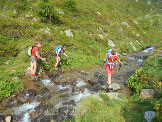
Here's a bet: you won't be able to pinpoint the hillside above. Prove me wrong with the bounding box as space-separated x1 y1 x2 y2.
0 0 161 99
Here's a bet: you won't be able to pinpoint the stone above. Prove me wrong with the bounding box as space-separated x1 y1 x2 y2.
5 60 9 65
136 34 140 37
65 29 73 37
108 39 115 47
140 89 155 99
110 83 122 91
58 10 64 14
97 12 101 15
12 77 18 81
25 66 31 76
121 53 127 56
87 80 97 85
107 92 122 100
98 34 104 39
60 31 64 34
33 18 37 21
5 116 11 122
19 89 37 103
144 111 156 122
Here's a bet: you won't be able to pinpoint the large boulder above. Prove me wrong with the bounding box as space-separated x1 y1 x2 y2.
144 111 156 122
140 89 155 99
110 83 122 91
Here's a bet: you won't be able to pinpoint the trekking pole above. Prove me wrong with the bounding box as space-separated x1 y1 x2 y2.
118 63 123 71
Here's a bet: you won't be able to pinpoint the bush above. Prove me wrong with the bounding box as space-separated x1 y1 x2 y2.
0 17 30 38
0 80 24 100
0 35 20 64
63 0 77 12
36 2 61 24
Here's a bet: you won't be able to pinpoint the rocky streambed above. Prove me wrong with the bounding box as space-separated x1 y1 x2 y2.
0 46 155 122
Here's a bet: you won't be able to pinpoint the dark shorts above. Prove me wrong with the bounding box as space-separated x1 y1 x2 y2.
30 56 39 63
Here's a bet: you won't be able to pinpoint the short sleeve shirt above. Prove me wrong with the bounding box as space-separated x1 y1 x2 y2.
31 46 38 57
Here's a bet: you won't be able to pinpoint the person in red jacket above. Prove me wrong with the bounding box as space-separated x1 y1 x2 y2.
30 42 46 78
104 48 123 89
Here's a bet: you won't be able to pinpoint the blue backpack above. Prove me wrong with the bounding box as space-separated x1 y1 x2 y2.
55 46 63 53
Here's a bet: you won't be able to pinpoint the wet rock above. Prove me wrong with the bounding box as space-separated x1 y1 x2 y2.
30 105 49 119
87 80 97 85
92 84 101 92
5 116 11 122
144 111 156 122
121 53 127 56
110 83 122 91
140 89 155 99
19 89 37 103
106 92 123 100
80 71 89 75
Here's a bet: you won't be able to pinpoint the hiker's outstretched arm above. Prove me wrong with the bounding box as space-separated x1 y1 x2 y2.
104 54 109 62
36 52 45 61
117 54 122 64
64 53 68 57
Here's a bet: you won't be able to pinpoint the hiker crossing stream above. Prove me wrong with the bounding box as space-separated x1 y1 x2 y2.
0 47 155 122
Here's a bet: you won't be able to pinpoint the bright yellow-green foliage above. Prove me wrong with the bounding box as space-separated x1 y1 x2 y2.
0 0 161 99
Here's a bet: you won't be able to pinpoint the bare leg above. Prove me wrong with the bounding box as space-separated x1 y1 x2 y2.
30 62 34 75
55 57 61 68
33 61 37 75
107 74 111 85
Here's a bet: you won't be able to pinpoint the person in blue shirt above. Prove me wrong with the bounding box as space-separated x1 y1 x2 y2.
55 45 68 70
104 47 123 88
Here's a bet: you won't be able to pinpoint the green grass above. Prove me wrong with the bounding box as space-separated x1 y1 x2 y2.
66 93 160 122
0 0 162 99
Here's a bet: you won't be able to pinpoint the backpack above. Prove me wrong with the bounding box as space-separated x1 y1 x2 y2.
55 46 63 53
26 46 33 57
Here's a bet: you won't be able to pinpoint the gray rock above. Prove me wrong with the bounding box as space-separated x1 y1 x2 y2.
5 116 11 122
108 39 115 47
25 66 31 76
107 92 122 100
65 30 73 37
19 89 37 103
144 111 156 122
110 83 122 91
140 89 155 99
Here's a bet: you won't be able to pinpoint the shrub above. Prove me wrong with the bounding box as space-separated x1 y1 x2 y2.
0 80 24 100
36 2 61 24
0 17 30 38
0 35 20 64
63 0 77 12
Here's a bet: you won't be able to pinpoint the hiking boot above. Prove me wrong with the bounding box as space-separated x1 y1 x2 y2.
31 75 38 79
108 84 113 91
54 67 59 71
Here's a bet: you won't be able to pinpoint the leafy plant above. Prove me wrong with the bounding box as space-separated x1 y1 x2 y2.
63 0 77 12
36 1 61 24
0 80 24 99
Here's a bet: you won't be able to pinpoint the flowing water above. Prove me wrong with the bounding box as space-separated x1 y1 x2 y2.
0 46 155 122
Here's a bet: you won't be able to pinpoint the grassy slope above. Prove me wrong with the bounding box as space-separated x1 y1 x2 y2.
67 93 160 122
0 0 161 99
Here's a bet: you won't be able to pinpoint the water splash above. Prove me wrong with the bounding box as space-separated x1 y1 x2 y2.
76 80 87 88
13 101 40 122
73 88 91 102
141 46 155 53
41 79 53 87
